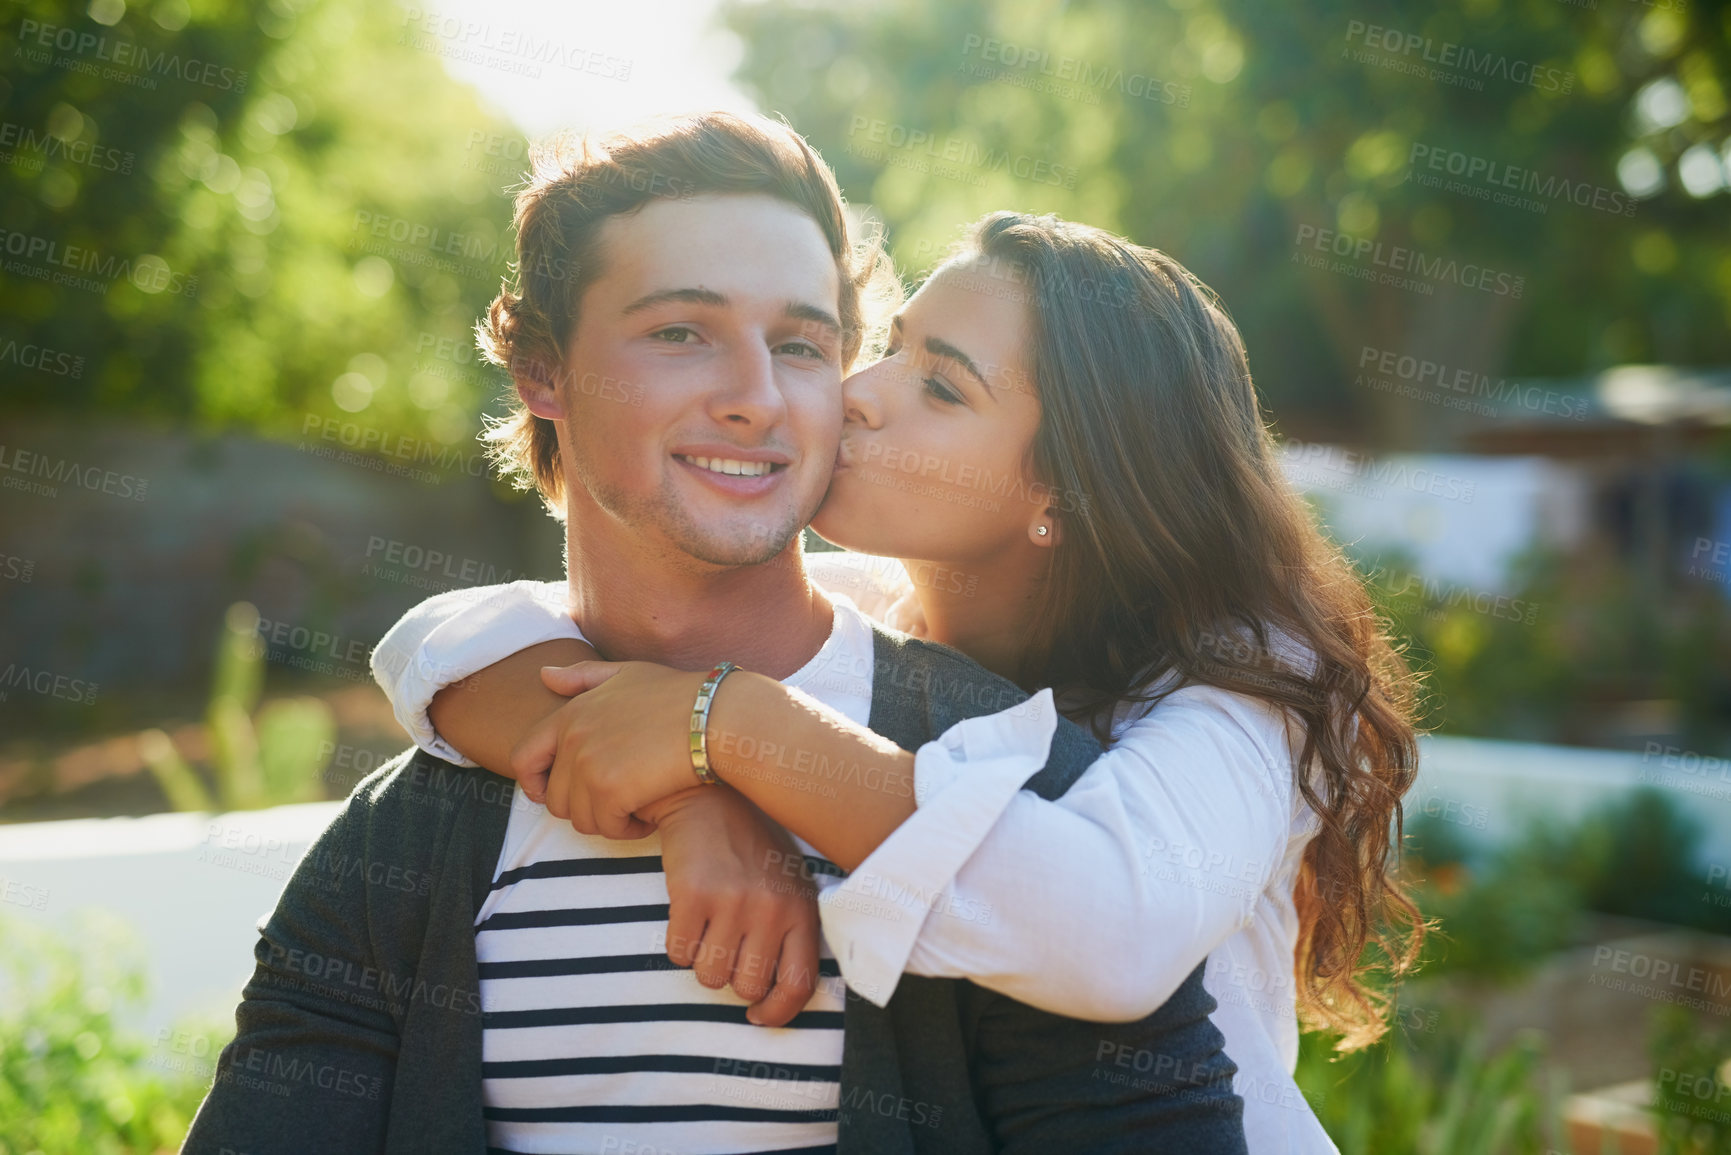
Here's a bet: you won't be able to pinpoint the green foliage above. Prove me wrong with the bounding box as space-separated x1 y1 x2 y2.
1408 812 1586 982
721 0 1731 428
1651 1005 1731 1155
1 0 519 446
1359 546 1731 750
1295 1026 1559 1155
0 912 224 1155
141 601 334 810
1407 786 1716 980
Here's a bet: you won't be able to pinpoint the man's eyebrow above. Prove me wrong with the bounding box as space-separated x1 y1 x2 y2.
786 302 842 335
621 287 728 314
622 289 841 338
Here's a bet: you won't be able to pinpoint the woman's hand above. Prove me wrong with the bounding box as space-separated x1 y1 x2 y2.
648 786 822 1027
511 660 709 838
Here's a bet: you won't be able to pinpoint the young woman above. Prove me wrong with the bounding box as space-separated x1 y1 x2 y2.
372 211 1423 1153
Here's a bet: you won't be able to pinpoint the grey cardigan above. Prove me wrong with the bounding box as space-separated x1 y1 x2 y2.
183 623 1245 1154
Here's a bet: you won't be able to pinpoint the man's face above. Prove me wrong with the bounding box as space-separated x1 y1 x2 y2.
552 193 844 568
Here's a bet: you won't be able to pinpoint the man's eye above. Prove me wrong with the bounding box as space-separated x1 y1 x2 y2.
651 327 695 343
777 339 826 359
924 377 963 405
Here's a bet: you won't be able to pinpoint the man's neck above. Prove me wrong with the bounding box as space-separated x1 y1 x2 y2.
563 518 834 681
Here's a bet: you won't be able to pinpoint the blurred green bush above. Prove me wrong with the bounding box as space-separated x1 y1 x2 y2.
1358 545 1731 752
1406 785 1717 981
0 912 226 1155
141 601 335 811
1650 1005 1731 1155
1296 1028 1558 1155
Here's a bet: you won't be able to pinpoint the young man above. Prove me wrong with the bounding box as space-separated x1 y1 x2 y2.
182 112 1245 1155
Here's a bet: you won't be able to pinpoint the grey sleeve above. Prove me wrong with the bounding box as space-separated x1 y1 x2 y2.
180 802 399 1155
959 962 1247 1154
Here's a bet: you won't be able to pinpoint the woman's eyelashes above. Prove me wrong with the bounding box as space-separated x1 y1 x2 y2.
923 375 964 405
885 339 964 405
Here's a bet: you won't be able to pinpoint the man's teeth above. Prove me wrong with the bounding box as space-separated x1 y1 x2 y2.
681 455 776 477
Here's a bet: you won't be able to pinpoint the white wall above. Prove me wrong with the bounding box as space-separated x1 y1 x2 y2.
1280 448 1590 592
0 802 341 1041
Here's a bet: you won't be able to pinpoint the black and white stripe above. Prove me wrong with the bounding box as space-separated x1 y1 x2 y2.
475 602 876 1154
476 840 847 1154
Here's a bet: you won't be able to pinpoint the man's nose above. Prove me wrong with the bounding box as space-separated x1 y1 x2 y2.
707 341 785 426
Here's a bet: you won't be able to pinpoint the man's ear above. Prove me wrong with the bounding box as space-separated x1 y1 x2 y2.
514 357 564 421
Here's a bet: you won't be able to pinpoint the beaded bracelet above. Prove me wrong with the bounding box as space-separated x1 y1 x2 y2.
688 661 739 785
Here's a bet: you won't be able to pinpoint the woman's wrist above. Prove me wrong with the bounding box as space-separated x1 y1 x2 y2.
688 662 741 786
700 670 779 788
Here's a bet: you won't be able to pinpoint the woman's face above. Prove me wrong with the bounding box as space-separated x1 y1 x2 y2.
810 260 1048 565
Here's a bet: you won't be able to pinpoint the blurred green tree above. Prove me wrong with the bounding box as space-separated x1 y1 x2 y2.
722 0 1731 441
1 0 520 447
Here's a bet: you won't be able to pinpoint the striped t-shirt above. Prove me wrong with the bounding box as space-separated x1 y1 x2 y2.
475 599 876 1155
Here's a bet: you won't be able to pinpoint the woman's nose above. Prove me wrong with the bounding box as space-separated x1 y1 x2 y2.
842 359 889 429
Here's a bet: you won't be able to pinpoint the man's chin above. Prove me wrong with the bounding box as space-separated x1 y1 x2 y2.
673 518 806 568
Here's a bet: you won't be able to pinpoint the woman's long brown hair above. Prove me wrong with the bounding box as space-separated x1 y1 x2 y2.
956 211 1424 1051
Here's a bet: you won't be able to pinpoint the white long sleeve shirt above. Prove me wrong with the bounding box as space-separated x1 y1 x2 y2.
369 552 1337 1153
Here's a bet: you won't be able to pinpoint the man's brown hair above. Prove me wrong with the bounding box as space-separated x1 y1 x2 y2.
477 111 895 512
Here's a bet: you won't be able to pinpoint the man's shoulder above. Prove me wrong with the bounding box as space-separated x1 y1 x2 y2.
352 747 517 804
283 748 513 928
333 748 518 850
867 623 1104 798
866 625 1033 752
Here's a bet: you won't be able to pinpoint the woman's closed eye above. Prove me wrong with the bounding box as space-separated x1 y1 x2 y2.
923 375 964 405
884 338 964 405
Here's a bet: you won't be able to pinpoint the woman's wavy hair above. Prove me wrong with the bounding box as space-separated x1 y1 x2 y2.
478 111 897 514
953 212 1425 1051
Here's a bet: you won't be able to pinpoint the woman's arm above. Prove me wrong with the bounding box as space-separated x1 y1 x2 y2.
827 686 1300 1021
383 582 1296 1026
370 580 584 766
429 639 596 792
523 663 925 872
525 662 1298 1023
370 585 826 1027
386 552 907 771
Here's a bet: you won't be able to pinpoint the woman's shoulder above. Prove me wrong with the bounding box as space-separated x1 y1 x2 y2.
1095 642 1318 803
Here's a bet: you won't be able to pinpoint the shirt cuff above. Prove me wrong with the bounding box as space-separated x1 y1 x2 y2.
818 688 1058 1005
376 582 585 767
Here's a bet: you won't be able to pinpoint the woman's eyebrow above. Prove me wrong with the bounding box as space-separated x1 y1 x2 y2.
891 315 998 401
924 336 991 394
